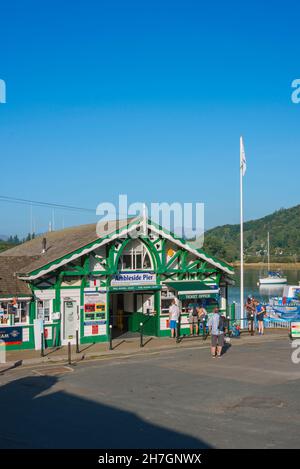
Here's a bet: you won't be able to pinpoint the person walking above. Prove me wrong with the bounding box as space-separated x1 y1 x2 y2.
208 307 225 358
169 299 180 338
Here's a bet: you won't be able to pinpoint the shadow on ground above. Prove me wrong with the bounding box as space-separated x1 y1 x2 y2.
0 375 211 449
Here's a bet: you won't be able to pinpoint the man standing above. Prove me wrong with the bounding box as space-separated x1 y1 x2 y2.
208 307 224 358
169 299 180 338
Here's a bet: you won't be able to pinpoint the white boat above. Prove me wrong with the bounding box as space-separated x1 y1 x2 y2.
258 232 287 285
259 275 287 285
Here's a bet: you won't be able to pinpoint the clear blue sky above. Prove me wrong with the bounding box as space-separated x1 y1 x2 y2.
0 0 299 236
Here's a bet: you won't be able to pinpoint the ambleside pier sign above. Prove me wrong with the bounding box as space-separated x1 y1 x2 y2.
111 271 157 288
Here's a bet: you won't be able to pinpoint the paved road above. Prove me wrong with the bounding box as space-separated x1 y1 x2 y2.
0 335 300 448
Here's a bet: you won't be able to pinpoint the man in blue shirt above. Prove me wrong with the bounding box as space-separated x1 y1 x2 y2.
208 307 224 358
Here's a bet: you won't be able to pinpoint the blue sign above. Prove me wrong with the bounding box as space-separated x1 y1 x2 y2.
0 326 23 345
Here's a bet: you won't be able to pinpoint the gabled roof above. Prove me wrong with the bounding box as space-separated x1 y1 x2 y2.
0 216 234 282
0 218 135 277
147 219 234 275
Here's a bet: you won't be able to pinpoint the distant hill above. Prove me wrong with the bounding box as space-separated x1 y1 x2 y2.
203 205 300 263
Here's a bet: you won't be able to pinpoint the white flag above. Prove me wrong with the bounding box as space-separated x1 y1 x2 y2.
240 136 246 176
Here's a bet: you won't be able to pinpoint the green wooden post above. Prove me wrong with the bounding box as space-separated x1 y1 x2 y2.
230 302 236 322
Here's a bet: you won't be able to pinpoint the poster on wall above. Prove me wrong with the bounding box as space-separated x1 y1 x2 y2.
0 326 23 345
83 291 107 334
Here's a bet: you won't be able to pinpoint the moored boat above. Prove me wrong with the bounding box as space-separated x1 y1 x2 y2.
258 232 287 285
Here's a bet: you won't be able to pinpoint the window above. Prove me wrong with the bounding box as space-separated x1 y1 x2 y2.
118 240 152 271
15 301 29 324
37 299 51 322
0 301 29 324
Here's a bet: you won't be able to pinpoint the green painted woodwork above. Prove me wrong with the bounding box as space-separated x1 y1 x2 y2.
128 312 157 336
8 219 234 350
164 280 219 293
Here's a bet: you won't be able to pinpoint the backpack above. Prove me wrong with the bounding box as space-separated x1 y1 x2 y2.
218 315 225 332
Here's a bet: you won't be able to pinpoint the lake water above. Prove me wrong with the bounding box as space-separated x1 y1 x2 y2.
228 267 300 304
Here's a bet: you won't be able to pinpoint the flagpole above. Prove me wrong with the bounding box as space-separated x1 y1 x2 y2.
240 136 244 327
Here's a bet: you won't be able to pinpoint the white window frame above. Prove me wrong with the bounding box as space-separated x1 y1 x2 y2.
14 301 29 325
0 300 29 325
36 299 53 323
118 241 153 271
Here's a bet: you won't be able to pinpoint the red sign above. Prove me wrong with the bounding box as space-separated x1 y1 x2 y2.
92 325 98 335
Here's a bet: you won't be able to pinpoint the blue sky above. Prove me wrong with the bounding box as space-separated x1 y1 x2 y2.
0 0 299 236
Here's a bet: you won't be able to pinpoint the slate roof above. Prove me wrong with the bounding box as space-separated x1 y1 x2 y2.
0 256 34 296
0 218 134 276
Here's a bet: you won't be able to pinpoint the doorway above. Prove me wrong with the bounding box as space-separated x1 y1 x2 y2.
110 291 157 338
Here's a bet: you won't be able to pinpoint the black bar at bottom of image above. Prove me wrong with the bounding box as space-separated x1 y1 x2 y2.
0 449 293 467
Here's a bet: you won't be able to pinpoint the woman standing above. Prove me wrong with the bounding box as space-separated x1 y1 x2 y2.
188 303 199 336
197 304 208 337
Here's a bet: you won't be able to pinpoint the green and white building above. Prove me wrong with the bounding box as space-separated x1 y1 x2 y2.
0 217 234 350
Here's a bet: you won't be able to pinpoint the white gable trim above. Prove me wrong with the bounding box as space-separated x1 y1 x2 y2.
18 218 233 281
18 222 141 281
148 223 233 275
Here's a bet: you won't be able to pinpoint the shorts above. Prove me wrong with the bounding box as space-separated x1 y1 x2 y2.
188 315 198 324
211 334 224 347
170 319 177 329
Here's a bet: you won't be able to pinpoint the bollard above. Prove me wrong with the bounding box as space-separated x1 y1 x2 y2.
0 340 6 364
227 316 230 336
230 302 236 322
176 320 180 343
68 341 72 365
140 322 144 348
201 319 206 339
76 330 80 354
41 331 44 357
250 314 254 336
109 324 113 350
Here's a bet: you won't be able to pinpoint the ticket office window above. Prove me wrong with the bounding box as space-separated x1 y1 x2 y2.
37 299 52 322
